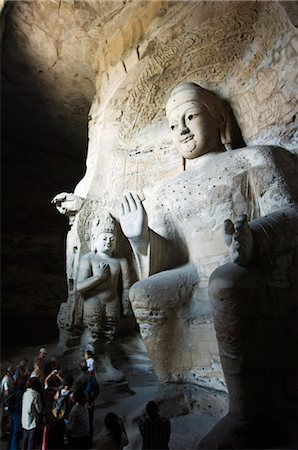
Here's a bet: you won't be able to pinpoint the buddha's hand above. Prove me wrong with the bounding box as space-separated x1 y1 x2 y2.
224 214 255 265
97 262 110 279
51 192 84 216
120 193 148 240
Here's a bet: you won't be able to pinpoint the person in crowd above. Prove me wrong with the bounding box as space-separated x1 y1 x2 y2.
66 389 90 449
52 376 74 419
138 401 171 450
30 360 45 384
33 348 47 374
37 348 48 360
7 375 27 450
95 412 128 450
42 387 57 450
47 417 66 449
44 376 73 450
0 366 16 439
14 359 29 381
72 362 89 392
72 360 98 439
45 356 60 377
84 351 95 374
44 369 64 389
85 372 100 444
21 377 43 450
0 366 16 400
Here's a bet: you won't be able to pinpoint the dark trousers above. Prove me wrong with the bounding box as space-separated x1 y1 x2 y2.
8 411 21 450
88 406 94 441
68 435 90 449
21 427 38 450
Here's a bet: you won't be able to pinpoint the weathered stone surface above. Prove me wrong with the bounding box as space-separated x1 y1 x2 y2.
56 1 297 391
72 1 297 206
1 0 165 157
58 31 297 447
1 7 298 443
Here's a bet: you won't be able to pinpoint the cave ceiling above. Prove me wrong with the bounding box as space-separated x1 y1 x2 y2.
1 0 297 160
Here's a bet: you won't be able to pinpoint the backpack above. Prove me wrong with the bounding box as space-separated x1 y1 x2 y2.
52 390 71 419
86 375 100 401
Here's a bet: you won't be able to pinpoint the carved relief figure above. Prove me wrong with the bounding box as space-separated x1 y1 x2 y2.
77 213 131 381
52 192 84 224
78 214 130 345
120 83 298 447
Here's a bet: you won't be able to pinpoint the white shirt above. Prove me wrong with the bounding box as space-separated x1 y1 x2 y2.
21 388 42 430
0 374 14 400
86 357 95 373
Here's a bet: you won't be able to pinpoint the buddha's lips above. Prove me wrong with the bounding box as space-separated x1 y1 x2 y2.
180 134 194 143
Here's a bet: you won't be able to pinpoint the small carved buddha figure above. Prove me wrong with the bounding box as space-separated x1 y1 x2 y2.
77 213 130 381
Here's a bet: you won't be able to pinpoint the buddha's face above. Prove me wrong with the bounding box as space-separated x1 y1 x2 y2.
95 232 115 255
166 89 221 159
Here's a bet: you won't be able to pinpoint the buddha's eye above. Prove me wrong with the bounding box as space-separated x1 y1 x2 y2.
187 114 193 121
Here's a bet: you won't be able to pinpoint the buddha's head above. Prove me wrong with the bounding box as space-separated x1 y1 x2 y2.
94 232 116 256
91 213 116 256
166 82 244 160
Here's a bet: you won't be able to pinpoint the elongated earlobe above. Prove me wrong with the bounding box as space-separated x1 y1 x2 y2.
220 118 232 151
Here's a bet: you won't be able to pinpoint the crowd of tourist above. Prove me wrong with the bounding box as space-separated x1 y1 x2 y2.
0 348 171 450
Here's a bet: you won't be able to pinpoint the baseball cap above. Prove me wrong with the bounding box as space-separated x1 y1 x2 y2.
39 348 47 354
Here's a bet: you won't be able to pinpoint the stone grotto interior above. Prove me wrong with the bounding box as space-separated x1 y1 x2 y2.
1 1 298 449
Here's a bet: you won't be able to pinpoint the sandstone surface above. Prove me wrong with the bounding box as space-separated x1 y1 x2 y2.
1 4 297 441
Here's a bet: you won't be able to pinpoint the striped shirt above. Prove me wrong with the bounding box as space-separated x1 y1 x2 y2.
139 415 171 449
68 403 90 438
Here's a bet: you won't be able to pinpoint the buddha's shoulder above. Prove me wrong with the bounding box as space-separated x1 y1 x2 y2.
80 251 94 262
232 145 297 169
196 145 296 171
233 144 292 158
157 145 296 195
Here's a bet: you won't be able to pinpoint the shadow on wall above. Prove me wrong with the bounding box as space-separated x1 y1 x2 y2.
1 7 89 348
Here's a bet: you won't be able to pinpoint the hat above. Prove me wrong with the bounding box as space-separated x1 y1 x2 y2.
39 348 47 354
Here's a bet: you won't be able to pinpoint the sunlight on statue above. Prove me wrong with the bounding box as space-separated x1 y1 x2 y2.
77 213 131 381
120 82 298 449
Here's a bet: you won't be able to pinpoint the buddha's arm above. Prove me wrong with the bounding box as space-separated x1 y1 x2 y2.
51 192 84 217
119 258 132 315
249 148 298 269
249 206 298 285
225 147 298 268
120 258 131 293
76 256 109 294
120 193 177 280
120 193 150 279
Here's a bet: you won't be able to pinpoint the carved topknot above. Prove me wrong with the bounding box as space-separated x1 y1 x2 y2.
92 212 116 238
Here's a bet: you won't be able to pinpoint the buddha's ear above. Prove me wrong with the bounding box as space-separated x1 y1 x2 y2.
219 107 232 151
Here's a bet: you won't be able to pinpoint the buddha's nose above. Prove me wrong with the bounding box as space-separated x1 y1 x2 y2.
178 119 189 134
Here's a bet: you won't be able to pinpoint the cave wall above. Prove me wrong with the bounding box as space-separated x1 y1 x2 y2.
78 0 297 202
60 0 298 390
1 0 297 350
